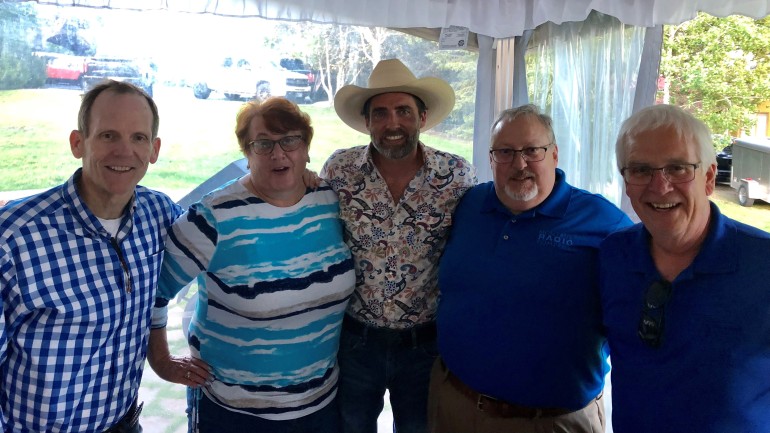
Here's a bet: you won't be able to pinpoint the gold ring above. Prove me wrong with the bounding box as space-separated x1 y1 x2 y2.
185 371 191 380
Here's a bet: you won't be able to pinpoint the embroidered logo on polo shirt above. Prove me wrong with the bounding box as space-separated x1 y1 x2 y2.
537 230 574 247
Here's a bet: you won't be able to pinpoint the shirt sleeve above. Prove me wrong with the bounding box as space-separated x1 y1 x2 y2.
152 202 218 329
612 207 634 231
0 294 5 430
0 249 10 430
465 159 478 186
0 294 6 377
0 247 10 371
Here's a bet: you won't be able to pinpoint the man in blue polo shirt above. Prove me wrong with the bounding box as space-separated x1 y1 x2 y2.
428 104 631 432
601 104 770 432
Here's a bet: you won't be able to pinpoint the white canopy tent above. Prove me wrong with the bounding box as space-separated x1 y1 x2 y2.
33 1 770 38
34 0 770 212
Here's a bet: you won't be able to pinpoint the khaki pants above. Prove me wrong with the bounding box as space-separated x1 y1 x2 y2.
427 358 605 433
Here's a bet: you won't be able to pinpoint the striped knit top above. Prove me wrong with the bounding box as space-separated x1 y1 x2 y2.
152 178 355 420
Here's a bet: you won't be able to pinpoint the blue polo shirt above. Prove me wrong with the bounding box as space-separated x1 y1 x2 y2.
437 169 631 410
600 202 770 433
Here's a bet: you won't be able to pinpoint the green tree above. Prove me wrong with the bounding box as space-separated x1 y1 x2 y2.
661 13 770 138
0 1 46 89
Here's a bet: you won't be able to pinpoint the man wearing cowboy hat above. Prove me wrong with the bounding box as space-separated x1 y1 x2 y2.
320 58 476 433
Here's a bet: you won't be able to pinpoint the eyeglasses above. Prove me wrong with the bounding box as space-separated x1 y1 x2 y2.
248 135 304 155
620 163 700 185
638 280 673 348
489 144 553 163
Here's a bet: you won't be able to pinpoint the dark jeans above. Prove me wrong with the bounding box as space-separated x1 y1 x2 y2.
186 387 340 433
337 318 438 433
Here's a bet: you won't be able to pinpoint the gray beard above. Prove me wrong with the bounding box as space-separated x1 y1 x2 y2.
504 183 538 202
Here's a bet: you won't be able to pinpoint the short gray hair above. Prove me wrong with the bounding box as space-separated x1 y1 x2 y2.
490 104 555 148
615 104 716 170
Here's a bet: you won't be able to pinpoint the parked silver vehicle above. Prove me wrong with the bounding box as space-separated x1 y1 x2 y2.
82 55 156 97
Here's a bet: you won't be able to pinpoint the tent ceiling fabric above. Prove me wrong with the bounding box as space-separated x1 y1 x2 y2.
33 0 770 38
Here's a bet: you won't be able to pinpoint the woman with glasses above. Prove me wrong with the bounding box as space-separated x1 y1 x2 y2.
147 97 355 433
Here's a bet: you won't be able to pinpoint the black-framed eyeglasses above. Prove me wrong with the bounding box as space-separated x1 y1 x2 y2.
620 163 700 185
248 135 304 155
489 144 553 163
638 279 673 348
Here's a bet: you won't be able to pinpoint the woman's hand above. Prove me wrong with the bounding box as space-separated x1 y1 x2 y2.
148 328 213 388
152 354 213 388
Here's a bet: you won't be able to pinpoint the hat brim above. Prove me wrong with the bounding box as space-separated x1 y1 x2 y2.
334 77 456 134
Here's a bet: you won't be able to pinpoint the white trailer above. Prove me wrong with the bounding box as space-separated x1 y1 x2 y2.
730 137 770 207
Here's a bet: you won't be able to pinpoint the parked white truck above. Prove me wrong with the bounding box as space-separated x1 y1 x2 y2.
191 57 311 102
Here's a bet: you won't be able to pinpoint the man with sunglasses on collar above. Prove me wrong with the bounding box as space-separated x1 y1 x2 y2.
429 104 631 432
601 104 770 432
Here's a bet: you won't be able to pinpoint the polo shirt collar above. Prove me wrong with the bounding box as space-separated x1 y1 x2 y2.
690 201 737 274
626 201 736 277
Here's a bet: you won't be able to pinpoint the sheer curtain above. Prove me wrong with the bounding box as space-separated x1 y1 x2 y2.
527 11 646 205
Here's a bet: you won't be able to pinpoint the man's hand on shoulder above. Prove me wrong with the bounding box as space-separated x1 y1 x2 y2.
303 169 322 189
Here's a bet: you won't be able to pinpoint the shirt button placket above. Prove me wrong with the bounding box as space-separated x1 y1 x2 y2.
503 219 516 240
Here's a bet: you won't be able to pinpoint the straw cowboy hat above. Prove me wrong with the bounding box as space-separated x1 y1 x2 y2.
334 59 456 134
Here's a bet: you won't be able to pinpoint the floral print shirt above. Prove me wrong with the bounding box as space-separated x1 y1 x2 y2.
321 142 477 329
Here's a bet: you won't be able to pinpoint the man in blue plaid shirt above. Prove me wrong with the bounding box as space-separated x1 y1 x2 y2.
0 80 182 432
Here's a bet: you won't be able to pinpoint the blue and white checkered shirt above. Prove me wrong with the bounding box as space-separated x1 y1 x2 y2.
0 169 182 432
